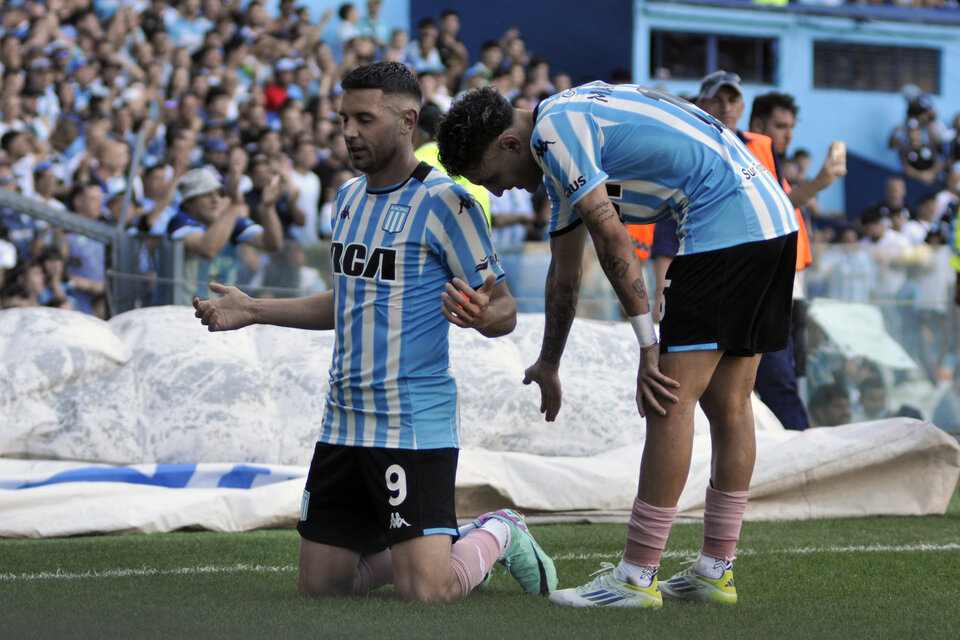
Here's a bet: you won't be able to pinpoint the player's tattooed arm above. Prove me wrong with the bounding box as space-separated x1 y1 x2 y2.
576 185 651 316
539 224 588 365
541 267 579 364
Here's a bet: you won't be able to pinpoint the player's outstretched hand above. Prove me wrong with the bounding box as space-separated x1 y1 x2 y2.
523 358 563 422
441 275 495 330
193 282 257 332
636 343 680 417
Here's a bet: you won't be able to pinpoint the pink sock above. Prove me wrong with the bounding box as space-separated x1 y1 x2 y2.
448 529 501 600
701 486 749 561
623 497 677 567
351 549 393 594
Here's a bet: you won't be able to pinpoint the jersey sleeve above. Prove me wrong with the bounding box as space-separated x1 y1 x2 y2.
532 112 609 234
232 217 263 244
426 183 505 288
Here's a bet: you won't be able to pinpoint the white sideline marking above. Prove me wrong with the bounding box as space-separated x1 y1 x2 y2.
554 543 960 562
0 564 294 582
2 543 959 583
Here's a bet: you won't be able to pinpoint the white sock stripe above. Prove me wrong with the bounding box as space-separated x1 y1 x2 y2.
3 542 958 583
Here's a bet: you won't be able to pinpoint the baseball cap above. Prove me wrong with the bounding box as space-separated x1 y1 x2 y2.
697 70 743 101
203 137 229 153
274 57 296 72
178 167 222 201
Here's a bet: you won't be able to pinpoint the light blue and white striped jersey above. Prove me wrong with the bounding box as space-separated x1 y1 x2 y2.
321 162 504 450
533 81 797 255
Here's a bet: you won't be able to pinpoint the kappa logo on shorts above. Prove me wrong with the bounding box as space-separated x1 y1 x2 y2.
389 512 411 529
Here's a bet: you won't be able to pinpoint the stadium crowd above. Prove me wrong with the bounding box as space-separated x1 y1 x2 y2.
0 0 959 433
0 0 561 318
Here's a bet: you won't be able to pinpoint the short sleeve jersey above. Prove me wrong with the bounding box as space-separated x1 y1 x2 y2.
532 81 798 255
321 162 504 451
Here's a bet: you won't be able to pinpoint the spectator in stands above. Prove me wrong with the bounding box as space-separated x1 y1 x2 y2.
808 383 851 427
289 137 322 248
245 154 305 239
407 21 445 76
437 9 469 82
140 163 182 235
859 204 911 301
2 130 38 198
167 166 281 302
334 3 362 59
0 162 39 263
889 93 944 160
934 167 959 223
64 183 109 317
35 245 73 310
462 40 503 90
488 186 535 282
808 226 876 303
900 119 944 185
852 376 889 422
357 0 390 51
869 176 914 228
903 194 942 245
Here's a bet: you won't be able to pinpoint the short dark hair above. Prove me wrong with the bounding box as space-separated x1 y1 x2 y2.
0 130 24 152
341 61 422 104
436 87 514 179
809 383 849 412
859 205 884 227
750 92 798 124
858 376 885 396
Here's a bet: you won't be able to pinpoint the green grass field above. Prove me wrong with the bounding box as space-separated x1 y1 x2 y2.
2 492 958 640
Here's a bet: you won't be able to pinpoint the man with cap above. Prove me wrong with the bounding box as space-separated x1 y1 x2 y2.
167 166 282 303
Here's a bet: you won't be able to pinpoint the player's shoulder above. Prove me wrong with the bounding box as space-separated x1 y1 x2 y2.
411 162 478 211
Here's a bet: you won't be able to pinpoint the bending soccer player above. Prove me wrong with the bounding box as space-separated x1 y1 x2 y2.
437 84 797 607
194 63 556 602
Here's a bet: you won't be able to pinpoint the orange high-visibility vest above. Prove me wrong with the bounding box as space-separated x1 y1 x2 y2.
742 131 812 271
627 223 655 261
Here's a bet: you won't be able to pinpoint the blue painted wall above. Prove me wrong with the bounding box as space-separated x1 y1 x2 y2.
632 0 960 214
409 0 633 84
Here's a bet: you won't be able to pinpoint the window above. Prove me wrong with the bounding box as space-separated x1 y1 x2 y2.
649 30 777 84
813 41 940 94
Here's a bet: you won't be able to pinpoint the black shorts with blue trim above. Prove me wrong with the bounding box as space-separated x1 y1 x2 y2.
297 442 459 554
659 232 797 357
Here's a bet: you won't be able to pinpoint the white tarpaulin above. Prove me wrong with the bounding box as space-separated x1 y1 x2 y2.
1 306 957 538
808 298 917 369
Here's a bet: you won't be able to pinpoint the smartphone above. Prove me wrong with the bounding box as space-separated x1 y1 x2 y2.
829 140 846 166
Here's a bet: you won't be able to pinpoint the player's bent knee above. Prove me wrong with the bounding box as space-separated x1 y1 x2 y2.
393 573 460 603
297 571 353 598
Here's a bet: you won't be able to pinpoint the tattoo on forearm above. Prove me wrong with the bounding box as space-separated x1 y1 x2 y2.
631 278 647 300
589 201 619 226
541 278 578 364
597 252 629 279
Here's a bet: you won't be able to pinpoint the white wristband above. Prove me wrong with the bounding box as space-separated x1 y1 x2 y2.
629 311 658 348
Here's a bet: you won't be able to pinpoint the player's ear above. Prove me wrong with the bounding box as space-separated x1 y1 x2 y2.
500 131 522 152
400 106 419 134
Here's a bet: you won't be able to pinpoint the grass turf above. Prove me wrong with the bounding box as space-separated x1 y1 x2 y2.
1 492 957 639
